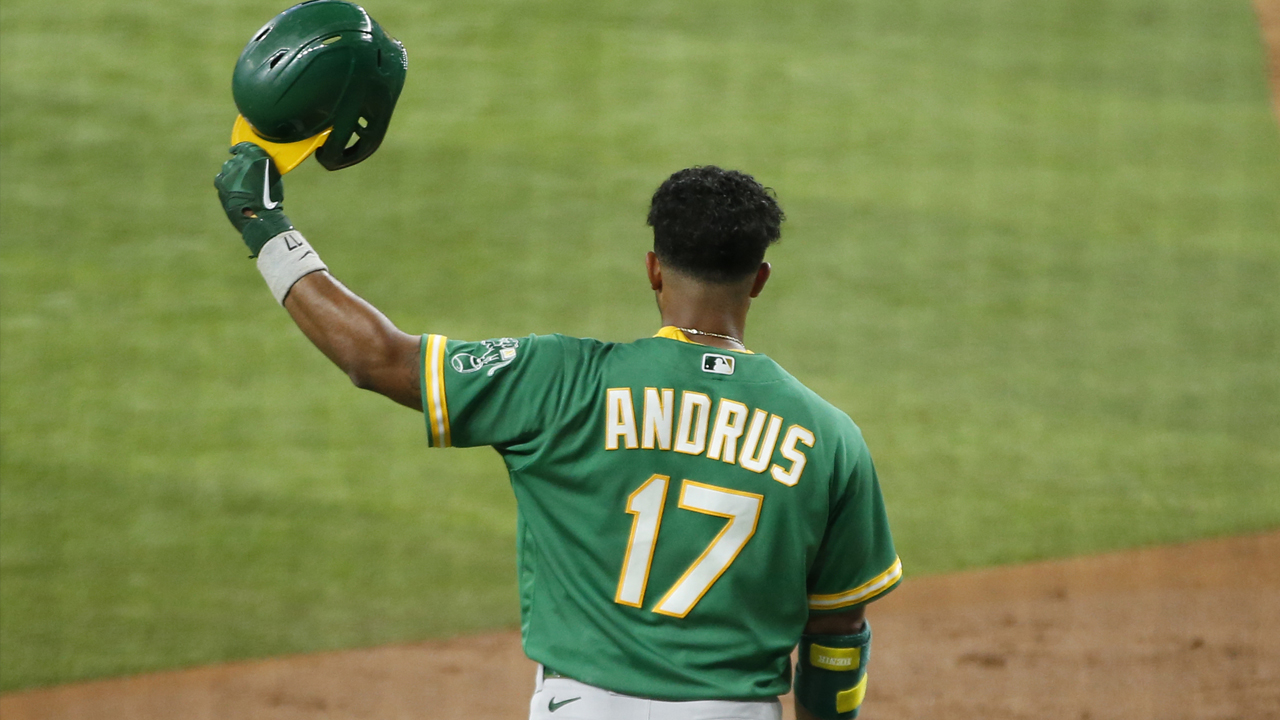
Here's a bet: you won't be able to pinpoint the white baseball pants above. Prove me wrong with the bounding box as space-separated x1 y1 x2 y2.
528 665 783 720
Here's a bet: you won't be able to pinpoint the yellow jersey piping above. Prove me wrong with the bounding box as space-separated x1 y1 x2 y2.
807 556 903 610
653 326 754 354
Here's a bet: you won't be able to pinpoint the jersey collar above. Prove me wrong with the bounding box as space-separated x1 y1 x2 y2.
653 326 754 354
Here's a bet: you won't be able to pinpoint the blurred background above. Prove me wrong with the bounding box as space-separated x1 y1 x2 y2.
1 0 1277 692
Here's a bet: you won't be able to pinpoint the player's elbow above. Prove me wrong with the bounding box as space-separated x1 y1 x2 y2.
345 359 420 410
346 366 378 391
344 353 397 392
330 335 387 390
341 331 420 407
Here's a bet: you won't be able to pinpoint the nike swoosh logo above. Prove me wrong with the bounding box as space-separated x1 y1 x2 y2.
261 164 278 210
548 696 581 712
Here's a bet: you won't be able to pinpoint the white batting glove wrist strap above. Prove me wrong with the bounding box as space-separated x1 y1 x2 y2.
256 230 328 305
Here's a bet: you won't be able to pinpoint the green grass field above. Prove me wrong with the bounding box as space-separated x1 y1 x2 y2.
2 0 1278 692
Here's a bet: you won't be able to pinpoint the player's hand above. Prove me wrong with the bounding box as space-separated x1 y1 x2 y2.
214 142 294 257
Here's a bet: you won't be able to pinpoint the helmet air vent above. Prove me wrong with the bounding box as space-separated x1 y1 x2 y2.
268 50 288 69
322 35 341 45
254 26 272 42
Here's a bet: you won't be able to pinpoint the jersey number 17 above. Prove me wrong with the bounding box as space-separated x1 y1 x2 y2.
614 474 763 618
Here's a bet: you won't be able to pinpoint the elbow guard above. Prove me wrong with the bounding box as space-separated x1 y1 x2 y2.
794 622 872 720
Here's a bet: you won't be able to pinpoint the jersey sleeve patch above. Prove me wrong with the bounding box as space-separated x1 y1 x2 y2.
422 333 452 448
429 334 569 451
807 556 902 610
449 336 521 376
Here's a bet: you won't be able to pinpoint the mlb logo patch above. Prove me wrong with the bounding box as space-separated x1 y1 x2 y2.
702 353 735 375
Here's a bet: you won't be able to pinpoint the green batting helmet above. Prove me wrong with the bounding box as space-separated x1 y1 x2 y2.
231 0 407 172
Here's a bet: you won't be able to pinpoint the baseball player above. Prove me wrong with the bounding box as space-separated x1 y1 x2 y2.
216 10 899 715
217 150 899 719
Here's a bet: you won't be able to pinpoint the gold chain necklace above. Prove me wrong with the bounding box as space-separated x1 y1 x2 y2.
677 327 745 349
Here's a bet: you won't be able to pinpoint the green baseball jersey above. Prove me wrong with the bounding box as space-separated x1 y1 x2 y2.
419 327 901 701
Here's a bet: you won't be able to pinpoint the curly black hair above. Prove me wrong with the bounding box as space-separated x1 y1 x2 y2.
646 166 784 283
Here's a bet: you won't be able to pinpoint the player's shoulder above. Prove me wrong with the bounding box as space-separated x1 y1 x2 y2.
706 348 852 420
510 333 632 378
452 333 687 374
456 332 591 358
762 368 877 486
766 359 868 444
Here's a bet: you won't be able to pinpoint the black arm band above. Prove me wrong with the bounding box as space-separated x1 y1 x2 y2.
794 622 872 720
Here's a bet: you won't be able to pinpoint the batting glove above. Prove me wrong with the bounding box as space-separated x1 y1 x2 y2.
214 142 294 257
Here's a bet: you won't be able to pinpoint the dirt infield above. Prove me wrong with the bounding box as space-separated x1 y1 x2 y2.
3 531 1277 720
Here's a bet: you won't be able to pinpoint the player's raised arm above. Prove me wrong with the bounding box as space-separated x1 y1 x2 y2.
282 273 421 410
214 143 422 410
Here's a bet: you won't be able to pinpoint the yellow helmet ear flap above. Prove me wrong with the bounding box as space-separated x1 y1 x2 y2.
230 115 332 174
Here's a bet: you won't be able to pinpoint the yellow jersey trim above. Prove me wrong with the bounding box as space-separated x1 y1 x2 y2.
423 334 452 448
653 326 754 354
808 556 902 610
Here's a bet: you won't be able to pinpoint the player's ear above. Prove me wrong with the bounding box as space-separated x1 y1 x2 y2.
749 262 771 298
646 252 663 291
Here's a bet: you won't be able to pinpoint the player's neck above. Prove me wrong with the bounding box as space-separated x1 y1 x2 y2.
659 299 750 351
649 256 763 351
